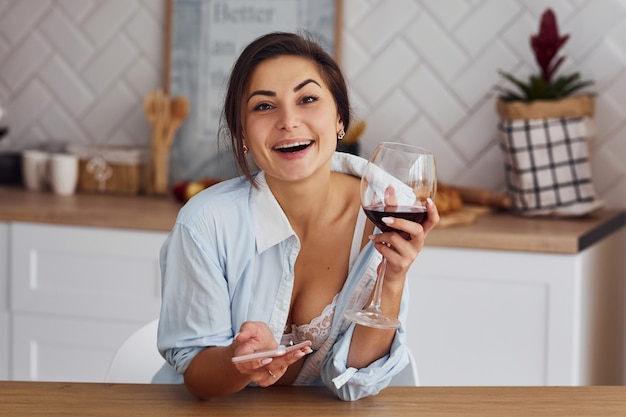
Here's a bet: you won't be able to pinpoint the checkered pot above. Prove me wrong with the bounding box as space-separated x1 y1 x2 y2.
497 96 603 216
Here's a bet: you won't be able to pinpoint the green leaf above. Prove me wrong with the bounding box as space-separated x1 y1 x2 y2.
498 71 533 99
561 80 594 97
497 69 594 101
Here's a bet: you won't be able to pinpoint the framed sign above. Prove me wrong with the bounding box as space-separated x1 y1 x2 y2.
165 0 342 182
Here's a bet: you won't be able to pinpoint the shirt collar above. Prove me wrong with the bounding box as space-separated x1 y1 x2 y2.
251 152 368 254
252 171 296 254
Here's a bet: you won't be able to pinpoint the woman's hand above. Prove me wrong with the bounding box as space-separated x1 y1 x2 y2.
232 322 312 387
370 198 439 280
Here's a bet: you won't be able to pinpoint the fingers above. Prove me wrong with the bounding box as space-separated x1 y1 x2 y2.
234 344 312 388
373 198 439 245
256 365 282 387
254 347 311 387
423 198 440 233
235 358 281 387
384 185 398 206
236 321 274 344
369 202 439 273
374 217 423 249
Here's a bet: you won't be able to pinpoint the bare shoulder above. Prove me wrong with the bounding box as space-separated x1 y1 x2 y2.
334 173 375 240
332 172 361 201
333 171 361 186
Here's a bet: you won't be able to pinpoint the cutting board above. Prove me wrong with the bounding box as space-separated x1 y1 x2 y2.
438 205 492 228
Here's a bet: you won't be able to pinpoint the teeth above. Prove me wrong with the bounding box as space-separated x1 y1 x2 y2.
275 141 312 150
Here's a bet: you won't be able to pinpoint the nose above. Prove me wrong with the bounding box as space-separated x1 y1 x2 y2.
276 104 300 131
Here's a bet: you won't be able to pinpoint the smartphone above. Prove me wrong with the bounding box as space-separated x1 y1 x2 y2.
231 340 312 364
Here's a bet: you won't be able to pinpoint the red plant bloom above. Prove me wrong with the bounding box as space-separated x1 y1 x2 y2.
531 9 569 83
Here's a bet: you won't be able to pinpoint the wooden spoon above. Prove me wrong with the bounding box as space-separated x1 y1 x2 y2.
151 95 189 195
164 96 189 147
144 91 164 129
145 90 171 194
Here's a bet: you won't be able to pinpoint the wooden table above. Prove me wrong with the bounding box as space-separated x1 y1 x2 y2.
1 382 626 416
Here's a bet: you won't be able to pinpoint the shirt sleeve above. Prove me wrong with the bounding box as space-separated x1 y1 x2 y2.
156 220 234 375
318 283 411 401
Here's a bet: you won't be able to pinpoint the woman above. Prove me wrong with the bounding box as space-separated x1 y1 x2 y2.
156 32 439 401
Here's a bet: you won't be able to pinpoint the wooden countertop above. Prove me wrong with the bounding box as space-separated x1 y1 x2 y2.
0 186 181 233
0 186 623 253
427 205 625 254
2 382 626 417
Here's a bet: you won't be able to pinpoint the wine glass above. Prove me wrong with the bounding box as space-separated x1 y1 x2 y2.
344 142 437 329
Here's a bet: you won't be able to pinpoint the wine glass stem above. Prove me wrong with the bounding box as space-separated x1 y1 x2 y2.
367 256 387 312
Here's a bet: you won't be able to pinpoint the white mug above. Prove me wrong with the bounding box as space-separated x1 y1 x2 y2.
49 153 79 196
22 150 50 191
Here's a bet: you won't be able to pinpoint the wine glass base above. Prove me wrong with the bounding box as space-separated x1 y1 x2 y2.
344 309 401 330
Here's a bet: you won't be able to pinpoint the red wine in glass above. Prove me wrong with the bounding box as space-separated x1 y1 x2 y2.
363 204 427 240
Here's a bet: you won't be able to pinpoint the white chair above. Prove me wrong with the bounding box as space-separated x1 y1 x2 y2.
105 319 164 383
390 348 420 386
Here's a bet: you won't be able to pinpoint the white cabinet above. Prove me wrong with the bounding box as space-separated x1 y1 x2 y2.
0 223 9 379
408 228 626 386
9 222 167 382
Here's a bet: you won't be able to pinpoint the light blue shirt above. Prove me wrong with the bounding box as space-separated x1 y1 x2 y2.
156 152 410 401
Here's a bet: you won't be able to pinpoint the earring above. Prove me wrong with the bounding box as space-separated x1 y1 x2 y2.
242 144 249 154
337 129 345 140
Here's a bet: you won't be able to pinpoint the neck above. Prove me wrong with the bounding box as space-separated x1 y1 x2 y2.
267 169 335 238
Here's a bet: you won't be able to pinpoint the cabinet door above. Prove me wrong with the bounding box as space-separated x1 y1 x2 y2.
12 314 145 382
10 222 166 321
0 223 8 379
9 222 168 382
407 246 577 386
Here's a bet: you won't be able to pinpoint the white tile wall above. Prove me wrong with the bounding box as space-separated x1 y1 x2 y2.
0 0 625 210
0 0 163 151
345 0 626 210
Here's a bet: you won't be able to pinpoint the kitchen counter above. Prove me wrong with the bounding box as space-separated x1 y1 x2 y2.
428 205 625 254
0 186 624 253
0 186 181 232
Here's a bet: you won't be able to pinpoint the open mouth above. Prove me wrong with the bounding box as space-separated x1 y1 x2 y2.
274 141 313 153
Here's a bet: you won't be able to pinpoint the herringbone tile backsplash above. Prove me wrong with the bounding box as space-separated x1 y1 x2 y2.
1 0 625 209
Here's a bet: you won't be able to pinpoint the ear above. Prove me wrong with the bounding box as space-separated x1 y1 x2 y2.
336 116 344 132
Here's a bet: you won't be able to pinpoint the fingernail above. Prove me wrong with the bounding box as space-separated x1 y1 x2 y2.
368 234 376 240
427 198 434 207
381 217 394 225
261 358 273 365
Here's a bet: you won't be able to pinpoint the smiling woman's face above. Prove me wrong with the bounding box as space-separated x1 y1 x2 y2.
242 55 343 184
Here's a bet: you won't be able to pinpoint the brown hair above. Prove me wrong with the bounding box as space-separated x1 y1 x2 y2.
220 32 351 183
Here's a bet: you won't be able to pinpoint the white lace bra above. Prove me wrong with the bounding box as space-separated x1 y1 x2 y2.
281 294 338 350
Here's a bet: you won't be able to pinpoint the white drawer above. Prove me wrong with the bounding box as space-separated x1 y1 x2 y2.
12 313 147 382
10 222 166 321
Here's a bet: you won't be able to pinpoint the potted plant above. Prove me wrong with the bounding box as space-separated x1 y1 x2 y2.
496 8 601 216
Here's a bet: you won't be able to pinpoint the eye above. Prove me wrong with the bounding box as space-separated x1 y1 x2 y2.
301 95 319 104
253 102 274 111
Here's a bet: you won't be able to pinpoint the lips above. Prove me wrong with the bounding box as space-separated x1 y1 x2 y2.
273 140 313 153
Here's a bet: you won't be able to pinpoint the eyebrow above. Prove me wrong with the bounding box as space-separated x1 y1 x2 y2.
247 79 322 102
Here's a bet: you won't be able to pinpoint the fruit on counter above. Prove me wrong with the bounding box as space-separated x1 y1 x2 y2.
436 182 512 215
171 177 221 202
435 183 463 215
